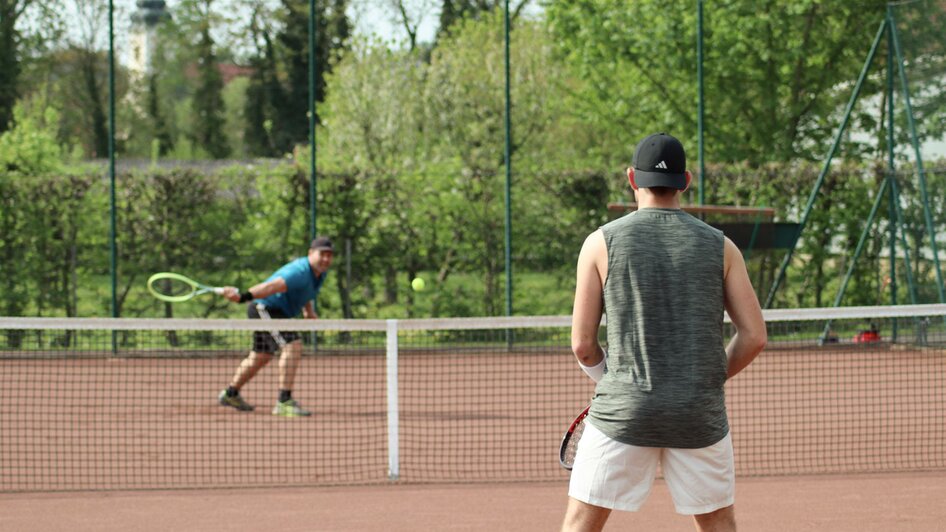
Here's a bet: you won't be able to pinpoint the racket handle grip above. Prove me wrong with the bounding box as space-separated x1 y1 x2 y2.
213 287 225 295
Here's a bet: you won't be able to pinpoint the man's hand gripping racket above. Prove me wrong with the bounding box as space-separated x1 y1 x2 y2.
560 350 605 470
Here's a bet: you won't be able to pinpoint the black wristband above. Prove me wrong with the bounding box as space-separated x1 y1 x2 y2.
239 291 254 303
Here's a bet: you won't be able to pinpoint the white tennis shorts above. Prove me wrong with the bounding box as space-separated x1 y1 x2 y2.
568 421 735 515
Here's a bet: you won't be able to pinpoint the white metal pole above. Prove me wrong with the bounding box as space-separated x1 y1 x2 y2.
386 319 399 480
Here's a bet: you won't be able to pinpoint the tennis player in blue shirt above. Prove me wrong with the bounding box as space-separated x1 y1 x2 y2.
217 237 335 417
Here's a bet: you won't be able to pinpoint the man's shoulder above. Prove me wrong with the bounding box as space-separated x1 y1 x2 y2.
600 211 638 232
276 257 310 277
679 212 724 238
286 256 309 269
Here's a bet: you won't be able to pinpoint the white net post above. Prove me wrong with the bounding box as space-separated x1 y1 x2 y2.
385 319 400 480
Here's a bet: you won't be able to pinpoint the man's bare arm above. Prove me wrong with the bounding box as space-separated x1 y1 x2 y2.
571 230 607 368
222 278 288 303
302 301 318 319
722 237 767 379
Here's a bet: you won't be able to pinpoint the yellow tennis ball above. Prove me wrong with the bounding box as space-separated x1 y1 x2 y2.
411 277 426 291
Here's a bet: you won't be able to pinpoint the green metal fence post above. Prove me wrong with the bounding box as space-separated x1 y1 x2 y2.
890 177 918 305
504 0 513 317
820 179 889 340
697 0 705 205
108 0 117 349
889 8 946 304
309 0 317 239
886 21 897 339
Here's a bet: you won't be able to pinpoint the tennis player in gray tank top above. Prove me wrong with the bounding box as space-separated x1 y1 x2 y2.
561 133 768 532
593 206 728 448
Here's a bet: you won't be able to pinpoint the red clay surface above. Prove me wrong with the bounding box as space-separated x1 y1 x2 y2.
2 335 945 531
3 343 943 491
2 473 945 531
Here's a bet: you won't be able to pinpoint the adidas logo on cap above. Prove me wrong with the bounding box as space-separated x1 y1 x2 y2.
655 160 668 169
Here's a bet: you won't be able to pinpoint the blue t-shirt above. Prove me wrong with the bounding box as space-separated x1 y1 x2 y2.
256 257 326 317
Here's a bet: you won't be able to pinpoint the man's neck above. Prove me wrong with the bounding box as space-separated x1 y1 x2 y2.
636 190 682 210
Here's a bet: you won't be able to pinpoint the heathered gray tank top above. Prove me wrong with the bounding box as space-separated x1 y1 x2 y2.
588 208 728 448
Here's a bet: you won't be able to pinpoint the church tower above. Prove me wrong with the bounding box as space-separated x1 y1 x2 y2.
129 1 171 82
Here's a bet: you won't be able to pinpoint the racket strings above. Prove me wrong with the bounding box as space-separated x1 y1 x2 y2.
562 421 585 469
153 278 196 298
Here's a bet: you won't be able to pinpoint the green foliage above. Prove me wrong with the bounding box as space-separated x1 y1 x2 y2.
239 0 351 157
243 18 286 157
5 0 946 319
0 164 99 323
545 0 894 164
0 99 65 174
2 157 945 318
113 167 248 317
0 0 63 134
38 46 112 159
191 9 229 158
319 14 597 316
222 76 249 156
436 0 532 42
148 74 175 157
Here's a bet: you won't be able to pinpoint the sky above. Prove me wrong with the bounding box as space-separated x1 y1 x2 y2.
69 0 441 53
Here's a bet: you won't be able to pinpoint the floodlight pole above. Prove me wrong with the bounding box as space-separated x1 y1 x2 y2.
764 18 888 308
886 18 898 338
107 0 117 353
308 0 317 239
887 21 896 307
108 0 117 319
697 0 705 205
504 0 513 317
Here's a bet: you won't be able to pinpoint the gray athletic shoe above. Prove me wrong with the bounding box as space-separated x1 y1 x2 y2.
218 389 255 411
272 399 312 417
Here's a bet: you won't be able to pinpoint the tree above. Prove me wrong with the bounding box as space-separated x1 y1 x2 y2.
147 73 174 156
321 39 430 313
243 4 286 156
191 1 229 158
383 0 436 51
0 0 29 133
274 0 351 151
0 0 62 133
545 0 900 167
437 0 532 40
0 100 65 322
55 0 110 157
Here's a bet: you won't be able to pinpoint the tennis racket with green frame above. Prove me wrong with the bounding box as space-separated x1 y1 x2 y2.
147 272 225 303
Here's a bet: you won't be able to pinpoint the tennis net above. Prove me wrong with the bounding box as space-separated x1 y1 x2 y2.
1 305 945 491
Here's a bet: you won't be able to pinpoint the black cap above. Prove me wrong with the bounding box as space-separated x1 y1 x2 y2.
632 133 687 190
310 236 334 251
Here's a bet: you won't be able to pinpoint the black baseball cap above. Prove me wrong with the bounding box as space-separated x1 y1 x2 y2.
310 236 334 251
632 133 688 190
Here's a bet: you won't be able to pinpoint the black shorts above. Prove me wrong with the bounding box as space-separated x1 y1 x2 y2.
247 303 300 353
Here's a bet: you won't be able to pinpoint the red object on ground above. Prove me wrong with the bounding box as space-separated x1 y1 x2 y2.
854 330 881 343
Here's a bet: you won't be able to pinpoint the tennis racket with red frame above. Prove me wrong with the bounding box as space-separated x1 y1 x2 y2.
559 404 591 470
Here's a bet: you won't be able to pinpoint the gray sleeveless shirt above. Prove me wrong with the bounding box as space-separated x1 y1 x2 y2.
588 208 728 448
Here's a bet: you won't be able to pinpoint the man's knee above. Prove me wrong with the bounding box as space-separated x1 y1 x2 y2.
281 340 303 357
562 497 610 532
247 351 273 364
693 504 735 532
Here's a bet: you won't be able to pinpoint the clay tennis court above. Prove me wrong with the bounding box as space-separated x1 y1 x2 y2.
2 472 945 531
1 317 945 529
